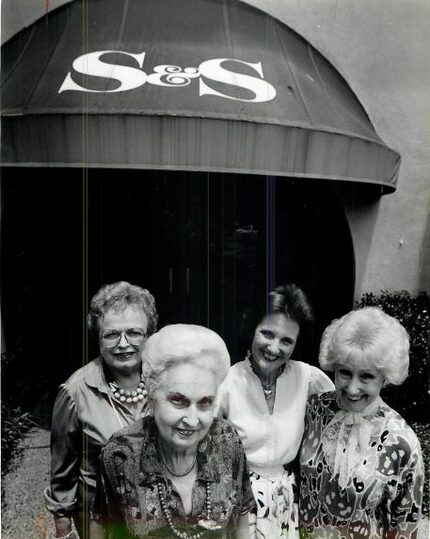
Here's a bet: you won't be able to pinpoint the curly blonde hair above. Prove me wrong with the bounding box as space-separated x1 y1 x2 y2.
319 306 409 385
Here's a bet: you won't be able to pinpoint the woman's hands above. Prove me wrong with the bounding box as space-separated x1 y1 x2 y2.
53 516 79 539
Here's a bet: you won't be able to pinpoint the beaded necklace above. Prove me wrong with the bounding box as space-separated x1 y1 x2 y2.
108 374 146 404
157 481 221 538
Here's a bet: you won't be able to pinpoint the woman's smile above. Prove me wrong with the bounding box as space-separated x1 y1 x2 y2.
335 364 385 412
251 313 300 377
154 363 217 452
343 392 364 401
113 351 136 360
99 307 148 373
262 350 282 362
176 427 198 438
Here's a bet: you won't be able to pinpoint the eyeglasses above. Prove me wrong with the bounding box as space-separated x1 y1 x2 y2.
100 328 147 348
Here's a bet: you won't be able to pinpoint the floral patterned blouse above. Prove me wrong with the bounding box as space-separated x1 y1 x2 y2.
299 392 424 539
93 417 256 538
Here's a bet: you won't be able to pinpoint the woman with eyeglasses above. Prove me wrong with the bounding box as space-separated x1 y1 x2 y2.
44 281 158 539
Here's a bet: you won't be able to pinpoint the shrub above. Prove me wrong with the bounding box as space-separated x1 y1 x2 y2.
356 290 430 423
1 402 36 473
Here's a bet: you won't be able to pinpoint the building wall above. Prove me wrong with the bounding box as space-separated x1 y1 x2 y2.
1 0 72 44
2 0 430 298
246 0 430 299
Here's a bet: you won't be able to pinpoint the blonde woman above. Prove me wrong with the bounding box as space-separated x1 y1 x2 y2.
299 307 424 538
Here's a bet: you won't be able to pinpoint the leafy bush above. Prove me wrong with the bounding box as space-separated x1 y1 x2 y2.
1 402 36 473
356 290 430 423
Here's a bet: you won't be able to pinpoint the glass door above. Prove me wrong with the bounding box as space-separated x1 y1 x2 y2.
87 170 354 363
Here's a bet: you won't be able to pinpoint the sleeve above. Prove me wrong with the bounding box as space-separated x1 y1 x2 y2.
44 384 82 516
300 395 317 455
240 455 256 516
92 453 123 527
383 438 424 539
236 435 256 516
214 376 230 419
92 448 128 539
308 365 334 396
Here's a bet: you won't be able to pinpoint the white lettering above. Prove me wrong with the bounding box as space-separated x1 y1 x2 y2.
198 58 276 103
147 65 200 87
58 50 147 93
58 51 277 103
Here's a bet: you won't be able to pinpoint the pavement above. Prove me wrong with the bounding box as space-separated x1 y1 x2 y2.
1 427 429 539
1 428 53 539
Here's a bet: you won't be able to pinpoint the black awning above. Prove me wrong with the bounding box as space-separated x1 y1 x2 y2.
1 0 400 192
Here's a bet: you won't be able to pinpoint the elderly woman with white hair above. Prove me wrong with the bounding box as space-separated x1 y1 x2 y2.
91 324 256 539
299 307 424 539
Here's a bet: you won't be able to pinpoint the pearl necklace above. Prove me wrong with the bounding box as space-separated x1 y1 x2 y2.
161 454 197 477
157 481 221 538
108 374 146 404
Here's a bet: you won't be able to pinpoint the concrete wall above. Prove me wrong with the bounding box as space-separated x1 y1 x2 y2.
245 0 430 298
1 0 73 44
2 0 429 297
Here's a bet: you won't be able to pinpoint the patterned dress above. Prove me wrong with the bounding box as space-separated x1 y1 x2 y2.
93 417 256 538
216 358 334 538
299 392 424 539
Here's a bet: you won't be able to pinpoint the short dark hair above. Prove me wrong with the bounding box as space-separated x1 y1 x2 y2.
240 284 314 346
87 281 158 336
267 284 314 325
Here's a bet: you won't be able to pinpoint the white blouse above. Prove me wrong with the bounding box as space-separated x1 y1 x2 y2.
216 358 334 480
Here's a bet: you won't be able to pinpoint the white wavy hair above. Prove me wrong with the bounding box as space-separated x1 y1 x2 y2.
319 306 410 385
141 324 231 398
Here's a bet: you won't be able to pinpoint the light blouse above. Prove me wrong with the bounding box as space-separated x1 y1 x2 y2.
44 357 147 518
216 358 334 480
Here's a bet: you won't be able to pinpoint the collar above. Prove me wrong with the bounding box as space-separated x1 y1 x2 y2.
334 395 383 425
244 352 291 380
83 356 111 395
138 417 222 485
328 395 384 487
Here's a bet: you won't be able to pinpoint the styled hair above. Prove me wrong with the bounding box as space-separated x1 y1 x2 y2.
142 324 231 399
87 281 158 336
267 284 314 325
319 306 409 385
240 284 313 347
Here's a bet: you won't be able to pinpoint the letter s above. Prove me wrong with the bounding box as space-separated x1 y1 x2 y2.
198 59 276 103
58 50 147 93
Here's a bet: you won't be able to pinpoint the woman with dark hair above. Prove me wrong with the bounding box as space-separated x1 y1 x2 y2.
44 281 158 539
299 307 424 538
217 284 334 538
